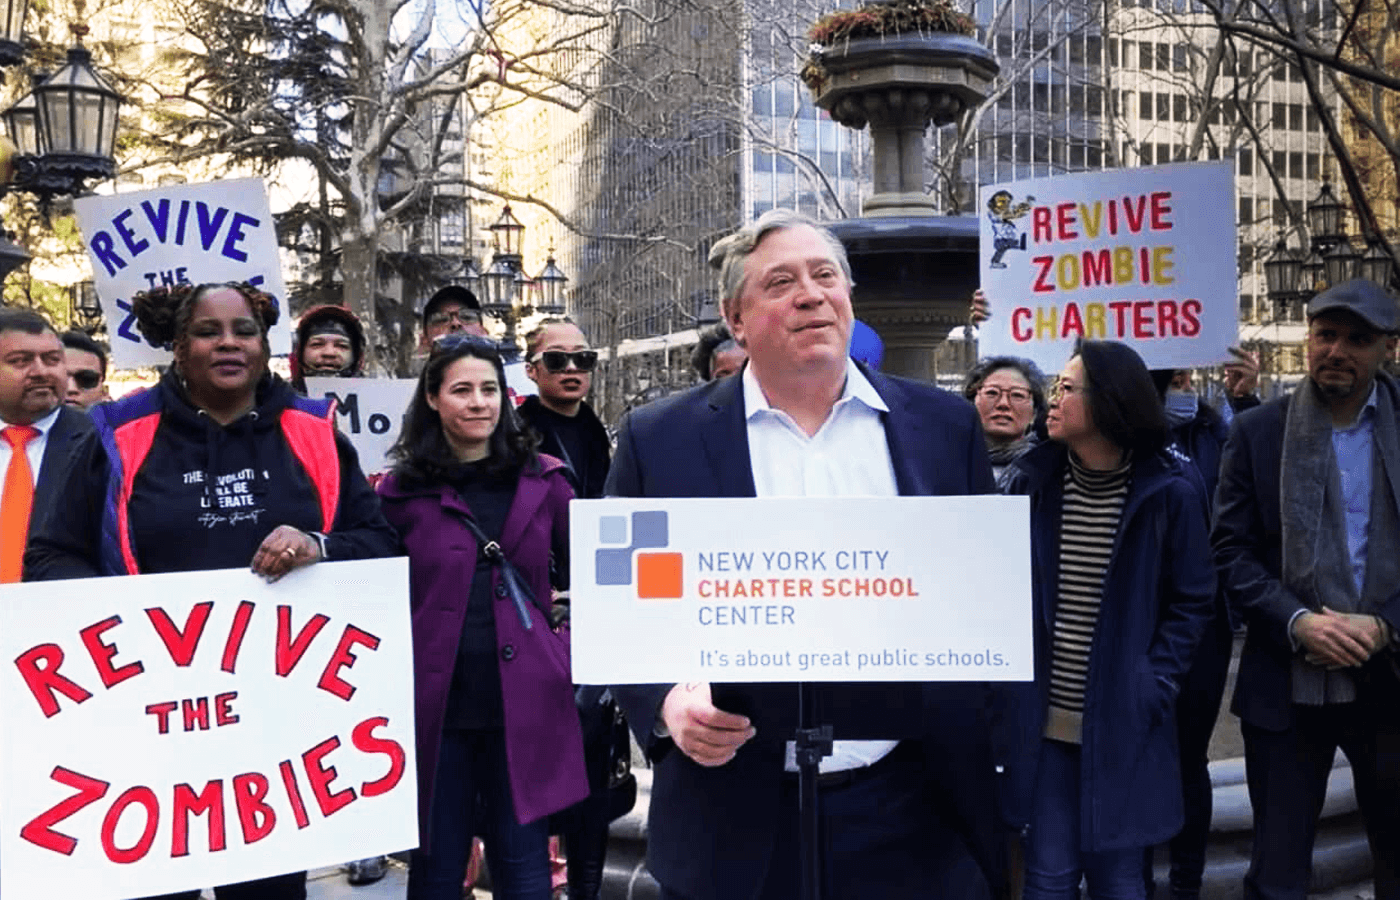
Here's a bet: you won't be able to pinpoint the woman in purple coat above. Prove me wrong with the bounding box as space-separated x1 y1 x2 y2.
377 335 587 900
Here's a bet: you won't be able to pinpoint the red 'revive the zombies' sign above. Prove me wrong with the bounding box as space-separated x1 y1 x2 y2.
0 559 416 900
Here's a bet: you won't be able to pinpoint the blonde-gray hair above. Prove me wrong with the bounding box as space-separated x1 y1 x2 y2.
707 209 853 318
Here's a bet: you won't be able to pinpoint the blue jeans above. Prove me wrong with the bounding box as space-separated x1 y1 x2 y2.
1024 739 1145 900
407 728 551 900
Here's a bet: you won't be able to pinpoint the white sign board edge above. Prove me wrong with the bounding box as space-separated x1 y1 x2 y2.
568 496 1034 685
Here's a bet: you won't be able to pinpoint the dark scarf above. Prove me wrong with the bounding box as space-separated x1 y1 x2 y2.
1282 373 1400 704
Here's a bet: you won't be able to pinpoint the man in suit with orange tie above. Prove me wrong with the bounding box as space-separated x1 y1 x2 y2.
1 308 92 583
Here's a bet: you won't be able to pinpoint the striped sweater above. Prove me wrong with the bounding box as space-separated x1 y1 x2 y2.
1045 452 1132 743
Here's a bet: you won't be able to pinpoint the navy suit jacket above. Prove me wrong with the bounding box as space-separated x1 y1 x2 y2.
27 405 93 543
1214 388 1400 732
605 365 1001 900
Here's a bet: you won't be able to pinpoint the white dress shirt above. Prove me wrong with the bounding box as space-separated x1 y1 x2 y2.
742 361 901 773
0 405 61 490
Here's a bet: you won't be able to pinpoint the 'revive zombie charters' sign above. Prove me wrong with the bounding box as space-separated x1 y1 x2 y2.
0 558 416 900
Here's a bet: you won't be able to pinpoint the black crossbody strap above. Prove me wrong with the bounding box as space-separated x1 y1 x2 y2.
451 510 543 631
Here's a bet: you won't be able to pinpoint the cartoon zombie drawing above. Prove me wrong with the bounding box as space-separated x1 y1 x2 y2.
987 190 1035 268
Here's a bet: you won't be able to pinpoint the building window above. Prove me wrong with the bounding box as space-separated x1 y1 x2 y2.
1139 42 1154 70
1157 93 1170 121
1272 102 1287 129
1173 94 1188 122
752 85 771 117
1289 104 1303 130
1140 92 1153 119
1239 196 1253 223
1239 148 1253 175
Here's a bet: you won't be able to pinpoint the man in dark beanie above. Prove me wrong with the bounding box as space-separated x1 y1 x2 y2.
291 304 367 393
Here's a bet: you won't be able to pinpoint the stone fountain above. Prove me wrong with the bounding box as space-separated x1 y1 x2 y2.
805 3 997 380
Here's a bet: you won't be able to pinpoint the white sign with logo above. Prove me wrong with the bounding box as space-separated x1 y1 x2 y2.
977 160 1238 373
569 497 1033 684
0 559 417 900
74 178 292 370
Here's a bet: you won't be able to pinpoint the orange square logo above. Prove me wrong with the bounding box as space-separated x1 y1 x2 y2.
636 552 684 599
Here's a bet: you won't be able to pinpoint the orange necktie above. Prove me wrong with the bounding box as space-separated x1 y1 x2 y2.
1 425 41 583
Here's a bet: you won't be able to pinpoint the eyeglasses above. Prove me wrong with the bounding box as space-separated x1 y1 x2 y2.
532 349 598 373
427 308 482 328
430 333 501 357
1048 379 1085 405
976 385 1033 405
71 370 102 390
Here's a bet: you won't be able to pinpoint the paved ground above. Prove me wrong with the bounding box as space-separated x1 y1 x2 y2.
299 862 497 899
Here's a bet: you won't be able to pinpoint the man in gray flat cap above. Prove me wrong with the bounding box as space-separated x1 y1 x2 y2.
1213 278 1400 900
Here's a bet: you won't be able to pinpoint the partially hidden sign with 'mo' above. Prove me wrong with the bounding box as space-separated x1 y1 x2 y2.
977 160 1238 373
0 558 416 900
74 178 292 370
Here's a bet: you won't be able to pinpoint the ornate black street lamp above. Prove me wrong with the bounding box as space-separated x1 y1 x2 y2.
535 248 568 316
0 0 27 68
1264 183 1379 312
1360 235 1396 289
69 278 100 333
0 15 123 287
472 204 570 348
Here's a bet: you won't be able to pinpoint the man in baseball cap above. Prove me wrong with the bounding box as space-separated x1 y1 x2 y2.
1214 275 1400 900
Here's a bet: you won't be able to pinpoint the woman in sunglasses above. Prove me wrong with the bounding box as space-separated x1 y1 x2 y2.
377 334 587 900
26 281 399 900
998 340 1214 900
518 318 610 500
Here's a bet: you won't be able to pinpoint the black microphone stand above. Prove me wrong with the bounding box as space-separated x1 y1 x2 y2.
794 682 833 900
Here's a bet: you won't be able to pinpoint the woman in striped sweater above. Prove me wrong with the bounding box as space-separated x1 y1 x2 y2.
999 340 1215 900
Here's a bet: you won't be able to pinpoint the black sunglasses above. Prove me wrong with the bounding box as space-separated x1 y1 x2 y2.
71 369 102 390
430 333 501 356
532 350 598 373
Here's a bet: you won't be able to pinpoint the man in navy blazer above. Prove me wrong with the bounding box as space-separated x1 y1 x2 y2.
1213 280 1400 900
606 210 1001 900
0 309 93 584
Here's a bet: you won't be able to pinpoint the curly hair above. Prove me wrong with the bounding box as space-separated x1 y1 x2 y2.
130 282 279 350
691 322 738 381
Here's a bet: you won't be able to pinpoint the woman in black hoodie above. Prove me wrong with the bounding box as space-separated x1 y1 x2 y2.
25 282 399 899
